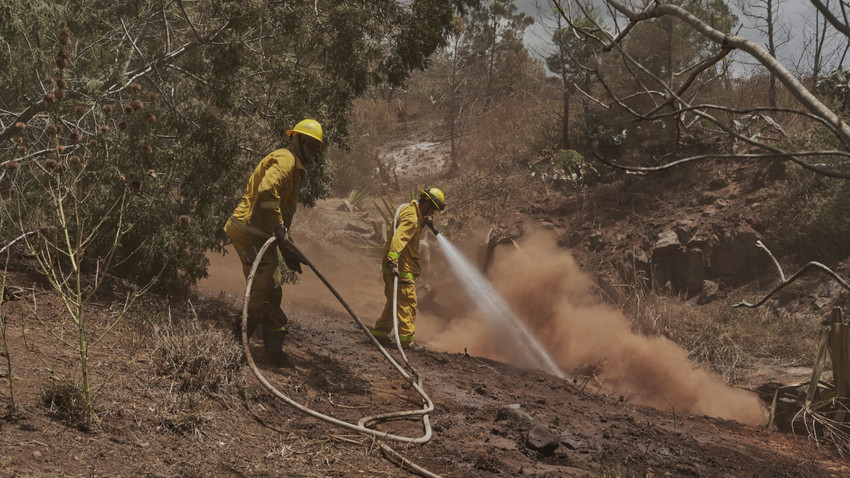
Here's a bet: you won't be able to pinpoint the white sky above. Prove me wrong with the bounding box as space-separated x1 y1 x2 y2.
514 0 845 77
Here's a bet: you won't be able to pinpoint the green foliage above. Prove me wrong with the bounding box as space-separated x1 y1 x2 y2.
817 69 850 112
0 0 476 296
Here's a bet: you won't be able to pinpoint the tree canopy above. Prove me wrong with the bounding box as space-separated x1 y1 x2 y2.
0 0 477 294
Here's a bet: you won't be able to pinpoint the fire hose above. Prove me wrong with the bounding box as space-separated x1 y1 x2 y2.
239 235 436 445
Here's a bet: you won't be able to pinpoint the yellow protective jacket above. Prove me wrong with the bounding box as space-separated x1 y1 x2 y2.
384 200 423 282
224 148 306 241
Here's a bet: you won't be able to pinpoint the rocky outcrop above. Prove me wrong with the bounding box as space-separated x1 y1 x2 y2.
617 223 767 300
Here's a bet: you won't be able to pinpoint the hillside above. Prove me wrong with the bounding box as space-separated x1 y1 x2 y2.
2 175 850 476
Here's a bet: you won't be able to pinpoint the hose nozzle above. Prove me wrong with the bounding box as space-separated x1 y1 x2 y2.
425 219 439 236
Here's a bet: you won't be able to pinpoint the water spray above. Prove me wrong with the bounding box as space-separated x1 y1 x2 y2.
435 235 564 378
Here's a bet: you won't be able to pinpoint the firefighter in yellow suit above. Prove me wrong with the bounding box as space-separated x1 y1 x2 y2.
224 119 324 364
371 188 445 351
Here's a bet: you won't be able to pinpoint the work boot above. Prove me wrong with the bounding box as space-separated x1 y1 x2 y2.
404 342 427 352
262 328 287 366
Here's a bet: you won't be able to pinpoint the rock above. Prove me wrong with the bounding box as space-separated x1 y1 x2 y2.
653 230 680 251
698 280 719 304
526 426 559 455
343 222 370 235
709 176 728 190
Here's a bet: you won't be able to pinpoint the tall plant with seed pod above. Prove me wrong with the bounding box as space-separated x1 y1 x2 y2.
0 21 157 428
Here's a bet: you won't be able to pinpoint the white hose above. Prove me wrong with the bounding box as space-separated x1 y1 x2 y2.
241 236 434 444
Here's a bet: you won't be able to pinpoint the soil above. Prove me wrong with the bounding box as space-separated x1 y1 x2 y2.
2 142 850 476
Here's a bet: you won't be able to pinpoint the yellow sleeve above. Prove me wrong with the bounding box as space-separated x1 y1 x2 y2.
388 205 418 263
256 151 297 229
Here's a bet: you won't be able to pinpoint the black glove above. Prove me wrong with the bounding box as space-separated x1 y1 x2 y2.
423 216 439 236
388 261 399 278
275 222 288 242
280 243 303 274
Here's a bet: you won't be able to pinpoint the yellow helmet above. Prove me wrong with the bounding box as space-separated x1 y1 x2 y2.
286 119 324 145
420 187 446 211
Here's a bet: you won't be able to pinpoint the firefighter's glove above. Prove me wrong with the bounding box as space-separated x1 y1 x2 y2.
280 244 303 274
274 222 289 242
423 216 439 236
388 261 399 278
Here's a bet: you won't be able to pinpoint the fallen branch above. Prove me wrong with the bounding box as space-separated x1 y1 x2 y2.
734 242 850 308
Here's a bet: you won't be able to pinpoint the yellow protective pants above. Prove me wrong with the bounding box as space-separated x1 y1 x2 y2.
229 234 288 335
372 273 417 344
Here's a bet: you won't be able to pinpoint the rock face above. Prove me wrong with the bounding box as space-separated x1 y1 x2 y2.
618 223 767 300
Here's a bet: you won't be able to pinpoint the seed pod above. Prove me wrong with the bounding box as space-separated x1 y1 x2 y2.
44 94 56 104
119 173 126 183
74 103 85 116
100 125 109 133
17 146 27 154
14 122 25 130
56 58 67 70
6 160 19 171
145 114 157 124
118 121 127 131
124 105 133 115
14 137 22 145
45 76 54 84
45 124 58 135
56 78 66 88
89 139 98 146
69 155 81 167
57 145 65 153
130 180 142 192
142 145 153 155
69 132 80 142
131 100 143 111
179 215 191 226
131 83 141 92
148 92 160 100
54 89 65 101
102 104 113 114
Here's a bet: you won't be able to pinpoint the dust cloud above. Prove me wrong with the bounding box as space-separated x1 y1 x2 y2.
425 231 767 426
196 236 386 329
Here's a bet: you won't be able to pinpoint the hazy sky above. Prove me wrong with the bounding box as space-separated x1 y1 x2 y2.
513 0 842 77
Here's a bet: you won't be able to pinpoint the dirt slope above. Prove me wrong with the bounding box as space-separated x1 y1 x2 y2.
2 193 849 477
1 279 848 477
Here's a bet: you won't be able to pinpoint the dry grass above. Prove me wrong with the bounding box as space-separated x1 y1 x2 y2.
149 319 244 396
619 280 816 383
38 381 88 429
145 318 245 436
